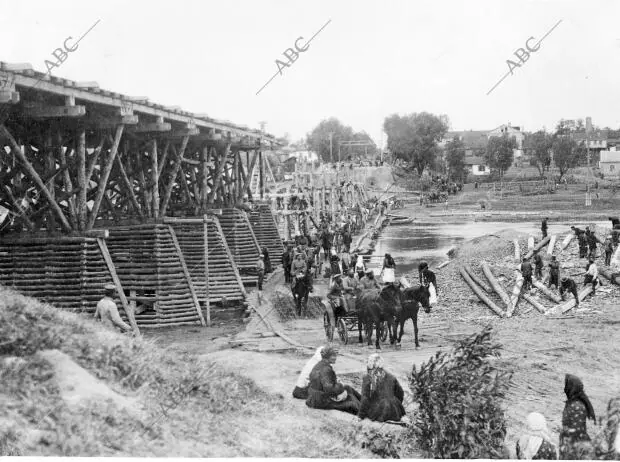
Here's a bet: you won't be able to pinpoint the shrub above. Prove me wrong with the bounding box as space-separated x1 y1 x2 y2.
409 326 512 459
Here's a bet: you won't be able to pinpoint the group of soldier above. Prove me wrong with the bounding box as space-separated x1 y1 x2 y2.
519 217 620 307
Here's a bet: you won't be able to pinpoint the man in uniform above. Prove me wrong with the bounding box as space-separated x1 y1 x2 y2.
95 284 132 333
548 255 560 289
360 268 381 292
342 268 359 313
560 277 579 307
520 257 533 291
533 251 544 280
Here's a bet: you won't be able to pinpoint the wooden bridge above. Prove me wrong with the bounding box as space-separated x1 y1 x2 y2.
0 62 282 332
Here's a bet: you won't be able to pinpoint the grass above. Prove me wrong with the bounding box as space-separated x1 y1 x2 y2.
0 286 374 457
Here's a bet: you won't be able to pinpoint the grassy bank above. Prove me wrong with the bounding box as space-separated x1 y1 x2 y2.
0 287 372 457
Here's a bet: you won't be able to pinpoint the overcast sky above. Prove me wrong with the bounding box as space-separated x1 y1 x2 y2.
2 0 620 147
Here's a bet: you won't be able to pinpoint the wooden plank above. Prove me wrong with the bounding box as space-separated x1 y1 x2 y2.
207 143 230 204
87 124 124 230
113 154 144 218
97 237 140 335
76 127 87 230
85 136 106 183
131 122 171 133
21 104 86 118
547 235 557 256
168 225 206 326
0 124 72 232
463 264 492 293
151 139 159 219
212 216 247 297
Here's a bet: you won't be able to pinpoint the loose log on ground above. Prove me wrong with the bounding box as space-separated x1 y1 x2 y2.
481 261 514 314
509 271 523 316
547 235 557 255
547 286 594 315
532 280 562 303
524 236 552 260
560 233 574 251
598 267 620 285
463 264 492 293
528 236 535 251
521 293 547 313
514 239 521 260
459 267 505 317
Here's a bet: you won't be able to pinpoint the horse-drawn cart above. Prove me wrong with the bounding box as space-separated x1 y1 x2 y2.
322 299 388 345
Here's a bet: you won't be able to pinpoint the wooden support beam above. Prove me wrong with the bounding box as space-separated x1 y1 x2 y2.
177 165 195 207
2 185 35 231
86 124 124 230
113 154 144 219
203 216 211 326
481 261 514 315
160 135 189 216
241 150 259 197
57 144 78 230
21 104 86 118
76 126 87 230
83 114 138 129
156 140 170 179
259 150 264 199
131 120 171 133
187 162 201 209
134 145 151 218
0 124 72 232
151 139 159 219
85 136 106 184
207 143 230 204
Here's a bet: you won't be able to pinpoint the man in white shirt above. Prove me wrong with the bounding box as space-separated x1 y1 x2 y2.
584 258 600 295
95 284 132 332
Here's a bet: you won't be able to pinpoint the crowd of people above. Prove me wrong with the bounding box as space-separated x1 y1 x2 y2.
518 217 620 307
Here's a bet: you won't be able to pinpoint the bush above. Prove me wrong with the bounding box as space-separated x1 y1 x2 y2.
409 326 512 459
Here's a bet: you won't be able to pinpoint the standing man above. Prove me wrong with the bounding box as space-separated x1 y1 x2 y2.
573 227 588 259
541 217 549 239
560 277 579 307
282 245 292 284
342 268 359 313
604 235 614 266
95 284 132 333
587 230 598 260
256 255 265 301
584 258 600 295
548 255 560 289
520 257 533 291
533 251 544 280
419 262 438 305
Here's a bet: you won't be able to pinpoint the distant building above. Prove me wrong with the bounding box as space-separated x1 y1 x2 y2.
599 147 620 177
464 157 490 176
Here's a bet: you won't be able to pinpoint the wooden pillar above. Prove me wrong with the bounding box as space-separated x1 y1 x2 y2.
203 215 211 326
201 145 209 211
76 126 87 230
151 139 159 219
44 130 57 232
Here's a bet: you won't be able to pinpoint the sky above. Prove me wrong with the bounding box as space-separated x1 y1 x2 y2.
2 0 620 148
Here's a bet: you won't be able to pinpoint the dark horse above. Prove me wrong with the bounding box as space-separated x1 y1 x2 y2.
395 285 431 348
291 274 311 316
357 284 402 349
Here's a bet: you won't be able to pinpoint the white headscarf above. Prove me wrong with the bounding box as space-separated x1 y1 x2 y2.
518 412 554 459
295 347 324 389
355 255 365 270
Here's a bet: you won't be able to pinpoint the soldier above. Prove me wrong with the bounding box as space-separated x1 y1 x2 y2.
533 251 544 280
584 258 600 295
95 284 132 333
604 235 614 266
541 217 549 239
548 255 560 289
520 257 533 291
560 277 579 307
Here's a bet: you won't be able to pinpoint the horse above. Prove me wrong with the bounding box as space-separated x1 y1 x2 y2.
395 285 431 348
291 273 311 316
357 284 402 349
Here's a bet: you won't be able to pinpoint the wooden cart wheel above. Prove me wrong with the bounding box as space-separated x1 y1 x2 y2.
323 312 333 341
337 318 348 344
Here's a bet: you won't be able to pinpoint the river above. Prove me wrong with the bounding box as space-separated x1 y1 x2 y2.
368 212 608 276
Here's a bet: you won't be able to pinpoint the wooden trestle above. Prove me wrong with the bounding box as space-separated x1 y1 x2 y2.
249 204 284 265
0 62 277 328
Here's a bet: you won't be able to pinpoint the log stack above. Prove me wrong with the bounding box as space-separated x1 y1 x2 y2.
106 224 204 327
167 217 246 307
249 204 284 267
218 208 261 286
0 235 123 315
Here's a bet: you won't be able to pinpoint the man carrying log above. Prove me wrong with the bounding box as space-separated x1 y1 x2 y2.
584 258 600 296
520 257 533 291
95 284 132 333
533 251 544 280
541 217 549 239
548 255 560 289
560 277 579 307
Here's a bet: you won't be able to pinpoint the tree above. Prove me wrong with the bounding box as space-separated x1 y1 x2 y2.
445 138 467 182
485 134 516 179
383 112 449 175
529 131 553 178
552 137 582 181
306 118 354 163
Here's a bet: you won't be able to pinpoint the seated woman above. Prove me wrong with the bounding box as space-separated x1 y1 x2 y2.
516 412 558 460
358 354 406 423
293 347 323 400
306 346 361 415
559 374 596 460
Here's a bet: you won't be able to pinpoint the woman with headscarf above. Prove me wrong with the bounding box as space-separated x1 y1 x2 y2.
358 354 406 423
381 253 396 284
559 374 596 460
329 248 341 276
516 412 558 459
354 254 366 280
293 346 324 399
594 395 620 460
305 345 361 415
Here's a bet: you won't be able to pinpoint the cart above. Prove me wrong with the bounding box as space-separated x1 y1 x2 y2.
323 299 389 345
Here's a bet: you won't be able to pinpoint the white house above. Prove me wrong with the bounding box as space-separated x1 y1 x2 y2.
465 157 490 176
599 147 620 176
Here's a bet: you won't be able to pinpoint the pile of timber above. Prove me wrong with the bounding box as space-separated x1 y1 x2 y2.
249 204 284 266
218 208 260 286
166 216 246 308
0 235 121 314
106 224 204 327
